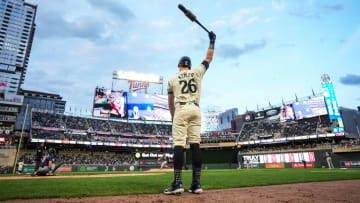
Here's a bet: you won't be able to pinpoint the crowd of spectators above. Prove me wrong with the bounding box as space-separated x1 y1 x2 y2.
32 129 91 142
32 112 64 129
32 112 172 136
238 116 333 141
109 121 134 134
57 153 135 166
201 131 236 143
18 153 36 165
32 129 171 145
332 139 360 149
31 112 175 145
88 119 110 132
18 151 135 166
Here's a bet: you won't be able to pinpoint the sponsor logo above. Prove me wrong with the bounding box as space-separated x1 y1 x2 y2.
341 161 360 168
56 166 72 172
254 112 264 120
129 80 150 92
245 114 251 121
243 155 260 164
265 163 284 168
292 162 314 168
266 109 278 116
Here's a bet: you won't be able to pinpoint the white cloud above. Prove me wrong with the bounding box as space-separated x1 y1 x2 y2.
272 0 286 11
231 7 263 24
149 17 173 29
211 20 227 28
264 17 273 23
244 16 259 25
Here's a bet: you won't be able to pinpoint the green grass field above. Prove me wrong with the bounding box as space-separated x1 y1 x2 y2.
1 168 360 201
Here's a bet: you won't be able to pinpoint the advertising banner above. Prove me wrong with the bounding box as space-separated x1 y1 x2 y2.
244 163 259 169
244 113 254 122
265 163 284 168
79 166 97 172
292 162 314 168
56 166 72 172
243 155 260 164
321 82 344 133
340 161 360 168
248 152 315 164
23 166 35 173
254 111 265 120
322 82 340 120
265 108 279 118
206 112 220 131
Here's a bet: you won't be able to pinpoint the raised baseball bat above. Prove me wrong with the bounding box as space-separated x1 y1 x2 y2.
178 4 210 34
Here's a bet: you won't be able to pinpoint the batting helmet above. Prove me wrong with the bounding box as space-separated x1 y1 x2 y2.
48 148 57 156
178 56 191 69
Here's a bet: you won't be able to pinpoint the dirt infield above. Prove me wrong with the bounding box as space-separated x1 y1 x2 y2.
4 179 360 203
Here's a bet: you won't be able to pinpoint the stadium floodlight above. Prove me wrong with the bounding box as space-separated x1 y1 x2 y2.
113 71 162 84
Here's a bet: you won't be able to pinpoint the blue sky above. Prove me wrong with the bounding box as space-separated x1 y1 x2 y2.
24 0 360 119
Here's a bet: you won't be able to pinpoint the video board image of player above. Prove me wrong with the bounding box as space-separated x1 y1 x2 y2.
108 91 127 118
292 96 328 120
127 93 171 121
127 93 153 120
93 88 127 119
280 104 294 122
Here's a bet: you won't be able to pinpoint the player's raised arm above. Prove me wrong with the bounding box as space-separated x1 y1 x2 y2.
204 31 216 64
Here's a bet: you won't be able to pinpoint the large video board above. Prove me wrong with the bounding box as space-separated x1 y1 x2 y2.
93 88 173 122
93 88 127 118
127 92 171 121
280 105 294 122
292 96 328 119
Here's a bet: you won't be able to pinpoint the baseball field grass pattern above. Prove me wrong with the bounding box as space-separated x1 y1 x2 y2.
1 168 360 201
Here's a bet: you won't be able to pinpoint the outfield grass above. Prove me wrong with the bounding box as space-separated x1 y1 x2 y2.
1 168 360 201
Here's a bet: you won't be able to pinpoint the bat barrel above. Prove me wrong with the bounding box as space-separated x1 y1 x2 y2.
178 4 187 13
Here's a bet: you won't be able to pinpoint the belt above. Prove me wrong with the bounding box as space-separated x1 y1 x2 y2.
179 102 199 107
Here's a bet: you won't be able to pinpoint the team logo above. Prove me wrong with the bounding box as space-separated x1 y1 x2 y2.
128 80 150 92
135 152 141 159
245 114 251 121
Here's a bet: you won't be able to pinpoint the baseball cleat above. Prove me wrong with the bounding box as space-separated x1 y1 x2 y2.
188 183 203 194
164 182 184 195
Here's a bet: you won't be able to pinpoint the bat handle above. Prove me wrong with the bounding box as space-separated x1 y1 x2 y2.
195 20 210 34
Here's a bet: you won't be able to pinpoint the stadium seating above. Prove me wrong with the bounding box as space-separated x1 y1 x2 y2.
238 115 333 142
31 111 173 145
19 151 135 166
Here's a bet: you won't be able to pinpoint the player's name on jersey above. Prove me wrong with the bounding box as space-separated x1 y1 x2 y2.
178 72 195 79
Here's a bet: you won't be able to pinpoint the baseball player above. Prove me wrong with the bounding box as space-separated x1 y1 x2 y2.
164 31 216 195
160 154 169 169
32 142 46 175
